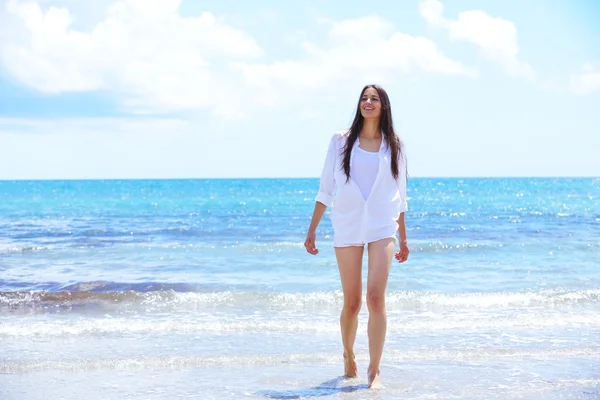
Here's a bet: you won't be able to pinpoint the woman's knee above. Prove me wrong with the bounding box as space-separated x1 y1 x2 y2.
366 290 385 314
343 297 362 317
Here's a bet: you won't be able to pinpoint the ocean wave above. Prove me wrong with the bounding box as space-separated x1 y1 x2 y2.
0 244 54 254
2 239 597 256
0 346 598 373
2 286 600 311
0 240 305 255
2 312 600 337
413 242 500 253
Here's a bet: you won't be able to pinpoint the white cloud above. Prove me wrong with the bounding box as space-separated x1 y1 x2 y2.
0 0 262 118
232 15 476 102
0 2 474 118
419 0 534 79
569 63 600 94
418 0 444 26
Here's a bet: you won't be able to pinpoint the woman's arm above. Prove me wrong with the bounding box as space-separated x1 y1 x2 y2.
309 201 328 233
305 201 327 255
305 134 338 255
397 212 407 243
395 213 410 263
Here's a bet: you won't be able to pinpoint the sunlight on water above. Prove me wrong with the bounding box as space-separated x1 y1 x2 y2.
1 178 599 399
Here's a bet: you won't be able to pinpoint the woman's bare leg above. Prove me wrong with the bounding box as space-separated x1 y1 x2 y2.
366 238 395 388
334 245 364 378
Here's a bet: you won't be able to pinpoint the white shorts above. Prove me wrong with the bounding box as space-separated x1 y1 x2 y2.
333 235 396 248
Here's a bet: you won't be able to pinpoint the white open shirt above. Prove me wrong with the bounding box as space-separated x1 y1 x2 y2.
316 131 408 247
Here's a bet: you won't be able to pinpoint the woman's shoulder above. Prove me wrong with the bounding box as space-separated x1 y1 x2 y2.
330 129 350 144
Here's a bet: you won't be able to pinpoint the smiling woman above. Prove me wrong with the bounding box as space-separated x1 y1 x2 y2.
304 84 409 389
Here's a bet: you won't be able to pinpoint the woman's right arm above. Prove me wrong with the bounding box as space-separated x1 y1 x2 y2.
305 134 337 255
304 201 327 255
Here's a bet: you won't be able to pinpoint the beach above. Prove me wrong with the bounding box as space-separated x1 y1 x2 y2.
1 178 599 399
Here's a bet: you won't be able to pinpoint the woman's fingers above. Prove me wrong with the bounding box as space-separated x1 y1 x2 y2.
304 235 319 255
396 247 409 263
401 247 409 262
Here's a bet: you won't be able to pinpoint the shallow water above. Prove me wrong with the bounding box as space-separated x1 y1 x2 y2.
1 178 599 399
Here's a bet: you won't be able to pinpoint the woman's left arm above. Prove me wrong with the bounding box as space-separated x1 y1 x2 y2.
395 146 409 263
395 212 409 263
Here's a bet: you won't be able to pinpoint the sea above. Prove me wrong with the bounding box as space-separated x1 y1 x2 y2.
0 178 599 399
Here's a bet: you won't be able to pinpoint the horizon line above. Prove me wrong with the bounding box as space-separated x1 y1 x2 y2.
1 176 598 182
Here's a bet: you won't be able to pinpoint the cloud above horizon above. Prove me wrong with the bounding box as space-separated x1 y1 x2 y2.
0 0 598 180
569 63 600 94
0 0 476 118
419 0 535 79
2 0 594 121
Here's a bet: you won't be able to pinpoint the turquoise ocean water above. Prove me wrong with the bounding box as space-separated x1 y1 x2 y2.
1 178 599 399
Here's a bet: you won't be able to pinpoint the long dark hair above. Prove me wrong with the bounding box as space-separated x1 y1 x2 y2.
341 84 403 182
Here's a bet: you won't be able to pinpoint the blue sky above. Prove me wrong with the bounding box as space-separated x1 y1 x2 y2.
0 0 598 179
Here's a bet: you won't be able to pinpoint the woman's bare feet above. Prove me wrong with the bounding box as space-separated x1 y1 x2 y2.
367 367 381 389
343 351 358 378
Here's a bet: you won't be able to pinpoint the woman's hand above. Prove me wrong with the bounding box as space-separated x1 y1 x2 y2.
304 231 319 255
395 239 409 263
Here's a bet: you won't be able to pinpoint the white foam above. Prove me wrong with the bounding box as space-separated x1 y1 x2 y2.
0 244 52 253
2 309 600 337
3 288 599 311
1 347 598 373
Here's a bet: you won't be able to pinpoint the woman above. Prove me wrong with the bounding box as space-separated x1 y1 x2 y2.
304 84 409 389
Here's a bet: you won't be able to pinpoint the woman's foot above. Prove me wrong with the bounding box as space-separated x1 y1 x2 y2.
343 351 358 378
367 367 381 389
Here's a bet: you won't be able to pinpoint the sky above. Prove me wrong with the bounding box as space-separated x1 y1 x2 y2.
0 0 598 179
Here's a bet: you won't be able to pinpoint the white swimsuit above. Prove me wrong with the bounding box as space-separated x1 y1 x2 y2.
316 131 408 247
350 146 380 201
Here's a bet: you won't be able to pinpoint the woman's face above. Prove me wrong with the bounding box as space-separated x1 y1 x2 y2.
359 87 382 120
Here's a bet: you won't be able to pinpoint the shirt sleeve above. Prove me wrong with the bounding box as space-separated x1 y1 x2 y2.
397 149 408 213
315 134 338 207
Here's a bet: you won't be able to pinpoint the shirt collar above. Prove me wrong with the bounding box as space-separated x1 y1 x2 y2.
355 133 387 153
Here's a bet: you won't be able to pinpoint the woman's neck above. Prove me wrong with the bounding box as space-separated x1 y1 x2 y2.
360 119 381 140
